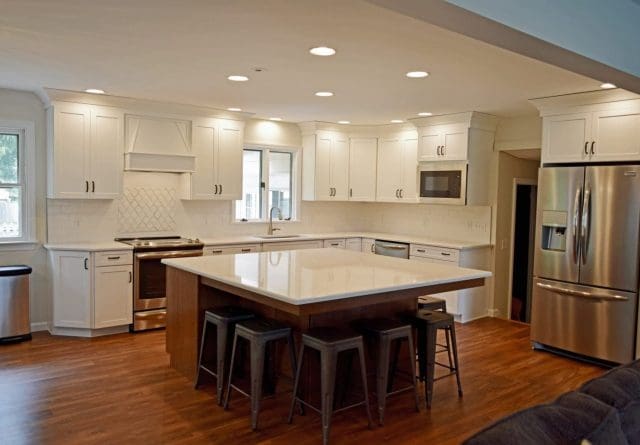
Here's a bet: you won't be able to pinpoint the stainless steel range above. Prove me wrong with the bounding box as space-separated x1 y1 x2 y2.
116 236 204 331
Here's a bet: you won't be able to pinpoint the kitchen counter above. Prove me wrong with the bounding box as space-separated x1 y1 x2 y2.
44 241 132 251
196 231 491 250
163 248 490 305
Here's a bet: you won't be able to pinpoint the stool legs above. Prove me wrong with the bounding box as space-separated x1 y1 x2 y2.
288 342 306 423
357 343 374 429
425 325 437 409
376 336 391 425
450 323 463 397
194 320 209 389
321 349 337 445
406 333 421 413
250 339 265 431
223 332 238 410
216 322 230 405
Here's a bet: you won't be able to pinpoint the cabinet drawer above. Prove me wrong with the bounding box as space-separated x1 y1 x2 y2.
323 239 346 249
94 251 132 267
410 244 459 262
204 244 260 255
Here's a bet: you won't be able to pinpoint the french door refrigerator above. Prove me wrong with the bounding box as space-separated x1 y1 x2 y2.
531 165 640 364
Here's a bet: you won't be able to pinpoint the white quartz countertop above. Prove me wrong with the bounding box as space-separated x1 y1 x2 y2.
162 248 491 305
197 232 491 250
44 241 132 251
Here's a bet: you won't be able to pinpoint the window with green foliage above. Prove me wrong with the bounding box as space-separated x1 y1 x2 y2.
0 133 22 239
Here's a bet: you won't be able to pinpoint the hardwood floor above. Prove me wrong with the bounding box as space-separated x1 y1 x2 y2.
0 318 604 444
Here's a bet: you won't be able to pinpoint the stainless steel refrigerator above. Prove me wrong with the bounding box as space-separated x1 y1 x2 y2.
531 165 640 364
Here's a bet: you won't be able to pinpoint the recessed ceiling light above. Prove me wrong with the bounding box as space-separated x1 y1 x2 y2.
269 117 282 121
406 71 429 78
85 88 105 94
600 82 616 89
227 107 242 112
315 91 334 97
338 120 350 124
390 119 404 123
227 75 249 82
418 112 433 116
309 46 336 56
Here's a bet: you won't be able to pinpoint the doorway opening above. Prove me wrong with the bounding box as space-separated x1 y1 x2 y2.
509 180 537 323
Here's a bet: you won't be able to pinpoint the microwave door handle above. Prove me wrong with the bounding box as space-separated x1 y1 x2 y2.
572 187 582 264
581 188 591 265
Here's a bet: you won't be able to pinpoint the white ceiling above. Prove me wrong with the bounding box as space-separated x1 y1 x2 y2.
0 0 601 124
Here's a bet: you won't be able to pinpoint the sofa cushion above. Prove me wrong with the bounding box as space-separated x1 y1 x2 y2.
579 365 640 443
463 391 627 445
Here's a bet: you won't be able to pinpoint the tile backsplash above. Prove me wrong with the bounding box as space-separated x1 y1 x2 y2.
47 172 491 244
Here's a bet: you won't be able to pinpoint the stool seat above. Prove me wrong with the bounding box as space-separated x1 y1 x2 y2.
303 327 361 345
415 309 453 327
417 296 447 312
235 318 291 336
206 306 254 321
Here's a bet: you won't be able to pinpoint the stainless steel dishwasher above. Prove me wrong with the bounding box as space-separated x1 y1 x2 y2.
0 265 32 343
374 240 410 259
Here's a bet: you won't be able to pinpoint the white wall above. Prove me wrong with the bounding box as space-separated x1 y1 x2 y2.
0 89 49 327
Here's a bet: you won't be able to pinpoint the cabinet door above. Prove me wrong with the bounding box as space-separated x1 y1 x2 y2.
376 137 402 201
53 251 91 328
205 244 260 255
349 138 377 201
418 126 442 162
330 134 350 200
323 238 346 248
361 238 376 254
216 122 243 199
189 121 217 199
346 238 362 251
315 133 332 200
51 103 91 198
591 108 640 162
409 255 459 315
399 133 418 201
542 113 590 163
93 265 133 328
89 106 123 199
263 240 323 251
441 123 468 160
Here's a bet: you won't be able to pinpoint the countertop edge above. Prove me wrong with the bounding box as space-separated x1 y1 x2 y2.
44 242 133 252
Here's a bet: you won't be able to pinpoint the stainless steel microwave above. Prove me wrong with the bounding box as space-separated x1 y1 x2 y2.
418 162 467 205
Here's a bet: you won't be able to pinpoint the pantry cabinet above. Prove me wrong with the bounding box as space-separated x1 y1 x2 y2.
376 130 417 202
48 102 123 199
50 249 133 335
302 130 349 201
348 138 377 201
182 118 244 200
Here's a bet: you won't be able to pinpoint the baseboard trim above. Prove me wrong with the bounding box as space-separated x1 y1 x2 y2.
487 308 500 317
49 325 130 338
31 321 49 332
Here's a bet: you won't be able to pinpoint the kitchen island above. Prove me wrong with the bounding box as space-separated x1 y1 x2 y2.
163 248 491 381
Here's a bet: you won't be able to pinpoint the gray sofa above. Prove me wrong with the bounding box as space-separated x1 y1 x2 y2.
463 360 640 445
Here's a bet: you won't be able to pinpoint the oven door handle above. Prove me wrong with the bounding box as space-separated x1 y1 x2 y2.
135 250 203 260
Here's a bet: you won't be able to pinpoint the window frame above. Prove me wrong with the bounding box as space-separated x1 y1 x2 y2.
0 121 36 246
234 144 300 223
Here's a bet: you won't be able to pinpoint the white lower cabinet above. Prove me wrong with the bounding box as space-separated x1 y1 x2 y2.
262 240 323 252
323 238 346 249
362 238 375 254
51 249 133 335
410 244 490 323
204 244 260 255
346 238 362 251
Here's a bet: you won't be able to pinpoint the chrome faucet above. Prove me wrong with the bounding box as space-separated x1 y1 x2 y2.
268 206 282 235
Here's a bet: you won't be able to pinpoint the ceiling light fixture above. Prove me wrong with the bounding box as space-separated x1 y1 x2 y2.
338 120 350 124
85 88 105 94
309 46 336 56
227 107 242 112
406 71 429 78
418 112 433 116
315 91 334 97
390 119 404 123
227 75 249 82
269 117 282 121
600 82 616 89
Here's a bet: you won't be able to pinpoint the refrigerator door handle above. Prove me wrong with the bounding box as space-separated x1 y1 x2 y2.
572 187 582 264
581 188 591 265
536 282 629 301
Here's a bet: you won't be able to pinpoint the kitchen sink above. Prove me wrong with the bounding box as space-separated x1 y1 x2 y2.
254 234 304 239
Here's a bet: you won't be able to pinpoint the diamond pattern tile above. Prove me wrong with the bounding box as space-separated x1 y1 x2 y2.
118 187 177 233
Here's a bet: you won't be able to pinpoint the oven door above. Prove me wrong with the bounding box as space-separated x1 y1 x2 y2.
133 250 202 311
419 163 467 205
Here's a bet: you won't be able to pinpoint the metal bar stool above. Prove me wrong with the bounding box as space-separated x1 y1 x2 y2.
417 296 454 372
288 327 373 445
224 318 297 431
194 307 255 405
352 318 420 425
410 309 463 409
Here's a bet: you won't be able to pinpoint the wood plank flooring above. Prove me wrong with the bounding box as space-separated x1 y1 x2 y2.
0 318 604 444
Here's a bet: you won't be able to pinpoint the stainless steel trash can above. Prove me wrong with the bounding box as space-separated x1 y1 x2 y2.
0 265 32 343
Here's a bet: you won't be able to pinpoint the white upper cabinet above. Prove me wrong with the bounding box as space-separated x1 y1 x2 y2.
533 91 640 164
377 130 417 202
302 129 350 201
418 123 468 161
182 118 243 200
48 102 123 199
348 137 377 201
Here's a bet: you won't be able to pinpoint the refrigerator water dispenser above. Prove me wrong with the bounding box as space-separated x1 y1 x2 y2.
540 210 567 251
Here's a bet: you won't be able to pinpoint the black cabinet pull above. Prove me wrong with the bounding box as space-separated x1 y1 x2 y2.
219 184 223 194
584 141 589 155
85 180 89 192
241 248 251 253
84 258 88 270
441 252 451 256
349 188 352 197
107 256 120 260
91 181 95 192
214 184 218 194
590 141 595 155
129 271 132 283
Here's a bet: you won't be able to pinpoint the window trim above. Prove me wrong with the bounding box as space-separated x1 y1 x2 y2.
0 120 36 245
233 144 301 223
